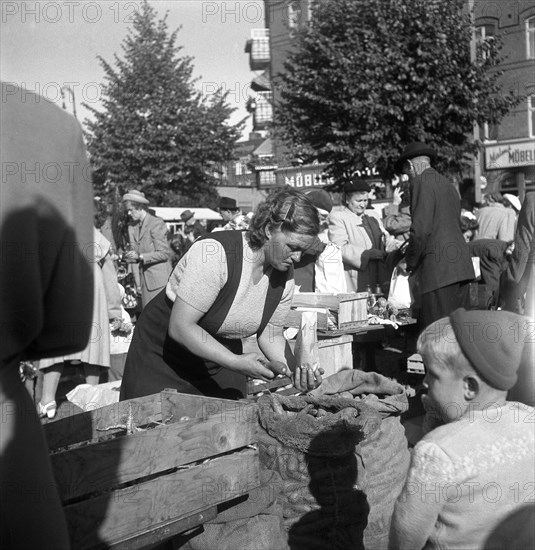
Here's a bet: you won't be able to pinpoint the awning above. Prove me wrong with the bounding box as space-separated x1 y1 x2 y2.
151 207 222 221
251 71 271 92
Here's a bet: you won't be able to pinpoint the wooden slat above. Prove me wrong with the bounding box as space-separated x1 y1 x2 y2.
285 308 328 329
318 334 354 346
63 448 259 550
160 390 257 424
45 394 162 451
338 296 368 325
109 507 218 550
319 340 353 376
51 409 258 502
247 375 293 396
338 292 368 302
291 292 340 309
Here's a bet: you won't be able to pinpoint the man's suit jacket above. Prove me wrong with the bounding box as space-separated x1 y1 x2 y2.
506 192 534 319
406 168 474 294
128 213 172 301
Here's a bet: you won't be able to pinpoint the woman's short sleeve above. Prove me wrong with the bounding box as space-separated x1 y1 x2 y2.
166 238 228 312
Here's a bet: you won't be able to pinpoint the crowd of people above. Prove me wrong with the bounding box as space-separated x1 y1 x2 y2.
2 82 533 550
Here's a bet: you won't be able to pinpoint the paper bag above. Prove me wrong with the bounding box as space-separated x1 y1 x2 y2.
294 310 320 372
388 260 413 309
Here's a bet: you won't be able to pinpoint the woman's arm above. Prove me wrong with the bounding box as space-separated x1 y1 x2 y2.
258 324 323 392
168 296 276 381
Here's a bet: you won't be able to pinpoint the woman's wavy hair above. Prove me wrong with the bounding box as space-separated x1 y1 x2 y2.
460 215 479 233
247 187 320 250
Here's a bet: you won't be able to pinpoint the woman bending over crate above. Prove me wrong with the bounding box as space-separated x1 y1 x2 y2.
120 188 324 401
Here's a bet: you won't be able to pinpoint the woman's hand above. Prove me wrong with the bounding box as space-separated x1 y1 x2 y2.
232 353 281 381
293 366 324 392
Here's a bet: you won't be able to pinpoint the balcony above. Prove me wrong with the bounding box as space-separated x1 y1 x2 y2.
245 29 270 71
251 91 273 131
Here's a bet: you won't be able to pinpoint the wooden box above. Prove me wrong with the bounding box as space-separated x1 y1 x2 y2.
291 292 368 330
44 391 260 550
318 334 354 376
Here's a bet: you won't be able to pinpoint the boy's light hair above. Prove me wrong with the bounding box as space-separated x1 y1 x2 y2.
417 317 475 379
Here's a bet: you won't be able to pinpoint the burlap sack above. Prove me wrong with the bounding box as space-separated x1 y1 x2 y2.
258 371 410 550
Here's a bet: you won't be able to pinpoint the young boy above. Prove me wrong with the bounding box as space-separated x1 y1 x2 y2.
390 308 535 550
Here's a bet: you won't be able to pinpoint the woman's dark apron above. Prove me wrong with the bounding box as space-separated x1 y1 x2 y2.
119 231 287 401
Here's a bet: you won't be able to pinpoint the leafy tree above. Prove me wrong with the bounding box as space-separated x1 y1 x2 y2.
84 0 242 207
274 0 519 184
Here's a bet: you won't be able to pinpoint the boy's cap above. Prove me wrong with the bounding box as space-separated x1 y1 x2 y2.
449 308 528 390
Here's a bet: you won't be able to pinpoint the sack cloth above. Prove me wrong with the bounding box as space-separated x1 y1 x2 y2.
179 500 289 550
258 372 410 550
310 369 409 416
257 393 381 456
179 470 289 550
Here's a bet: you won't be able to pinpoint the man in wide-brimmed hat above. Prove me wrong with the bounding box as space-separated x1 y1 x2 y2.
180 208 207 241
395 142 474 329
212 196 249 232
122 190 171 308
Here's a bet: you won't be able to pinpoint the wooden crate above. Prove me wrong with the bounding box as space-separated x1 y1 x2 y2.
44 390 260 550
318 334 354 377
291 292 368 330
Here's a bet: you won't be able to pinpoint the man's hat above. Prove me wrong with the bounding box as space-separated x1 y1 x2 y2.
343 179 371 194
395 142 436 172
306 189 333 214
503 193 521 213
122 189 149 205
219 196 238 210
180 209 194 222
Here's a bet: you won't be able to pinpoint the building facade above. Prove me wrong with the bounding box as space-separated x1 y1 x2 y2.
475 0 535 199
242 0 535 198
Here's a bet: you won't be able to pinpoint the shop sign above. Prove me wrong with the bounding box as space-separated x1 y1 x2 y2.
485 140 535 169
275 164 380 187
275 164 332 187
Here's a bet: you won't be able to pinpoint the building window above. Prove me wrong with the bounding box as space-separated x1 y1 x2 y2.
287 1 302 30
258 170 276 187
527 17 535 59
475 24 496 60
253 91 273 130
479 121 499 142
529 95 535 138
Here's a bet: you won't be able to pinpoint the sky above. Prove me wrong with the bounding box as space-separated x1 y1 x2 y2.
1 0 264 137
